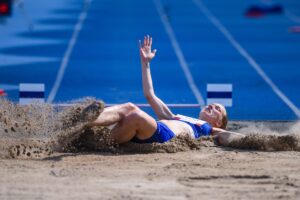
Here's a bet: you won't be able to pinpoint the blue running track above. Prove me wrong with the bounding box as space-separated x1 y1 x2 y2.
0 0 300 120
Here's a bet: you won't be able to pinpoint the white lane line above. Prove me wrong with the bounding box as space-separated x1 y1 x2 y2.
153 0 205 106
193 0 300 118
47 0 92 103
55 103 202 108
0 84 19 91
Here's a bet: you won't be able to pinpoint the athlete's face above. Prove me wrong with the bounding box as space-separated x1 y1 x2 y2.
199 103 225 128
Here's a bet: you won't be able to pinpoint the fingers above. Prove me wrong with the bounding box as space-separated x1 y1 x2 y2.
142 35 153 46
139 44 146 57
144 36 147 46
139 35 152 48
152 49 157 55
145 35 149 46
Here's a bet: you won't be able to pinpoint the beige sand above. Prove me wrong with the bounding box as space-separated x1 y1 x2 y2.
0 99 300 199
1 143 300 200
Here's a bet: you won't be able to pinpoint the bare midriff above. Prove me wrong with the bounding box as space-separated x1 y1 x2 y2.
159 119 194 138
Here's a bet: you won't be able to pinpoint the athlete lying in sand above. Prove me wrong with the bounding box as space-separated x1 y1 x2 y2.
84 36 244 146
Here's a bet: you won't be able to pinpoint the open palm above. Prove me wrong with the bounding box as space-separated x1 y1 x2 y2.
139 35 157 63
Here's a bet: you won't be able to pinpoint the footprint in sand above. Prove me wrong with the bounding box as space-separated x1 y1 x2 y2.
8 144 53 159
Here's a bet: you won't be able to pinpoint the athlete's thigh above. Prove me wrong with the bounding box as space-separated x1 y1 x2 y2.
109 109 157 143
134 109 157 140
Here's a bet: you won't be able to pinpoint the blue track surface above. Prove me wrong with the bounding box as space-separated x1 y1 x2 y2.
0 0 300 120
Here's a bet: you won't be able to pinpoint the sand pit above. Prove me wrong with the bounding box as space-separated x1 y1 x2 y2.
0 99 300 199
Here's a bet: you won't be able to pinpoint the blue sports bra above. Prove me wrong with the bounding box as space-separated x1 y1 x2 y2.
173 114 212 138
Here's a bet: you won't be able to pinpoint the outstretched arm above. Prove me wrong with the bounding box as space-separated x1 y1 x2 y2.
140 35 174 120
212 128 245 146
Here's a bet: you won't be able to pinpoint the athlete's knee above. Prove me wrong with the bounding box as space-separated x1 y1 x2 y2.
125 109 147 126
124 102 139 111
122 102 139 113
118 102 139 118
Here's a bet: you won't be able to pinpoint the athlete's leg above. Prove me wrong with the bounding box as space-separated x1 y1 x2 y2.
109 107 157 144
88 102 137 126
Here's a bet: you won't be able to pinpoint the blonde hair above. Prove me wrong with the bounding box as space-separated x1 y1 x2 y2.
216 103 228 129
220 112 228 129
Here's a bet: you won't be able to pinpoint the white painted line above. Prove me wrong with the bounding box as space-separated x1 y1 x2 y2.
47 0 92 103
20 98 45 105
207 98 232 107
0 54 59 68
153 0 205 106
20 83 44 92
0 84 19 91
193 0 300 118
106 103 201 108
207 84 232 92
55 103 202 108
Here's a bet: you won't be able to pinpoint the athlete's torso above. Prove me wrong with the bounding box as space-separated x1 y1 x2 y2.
159 119 195 138
159 114 212 139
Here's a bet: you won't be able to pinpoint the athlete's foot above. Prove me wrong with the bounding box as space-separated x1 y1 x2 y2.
80 101 104 124
66 100 104 143
50 101 104 152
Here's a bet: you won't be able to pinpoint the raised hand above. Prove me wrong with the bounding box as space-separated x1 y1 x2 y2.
139 35 157 63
